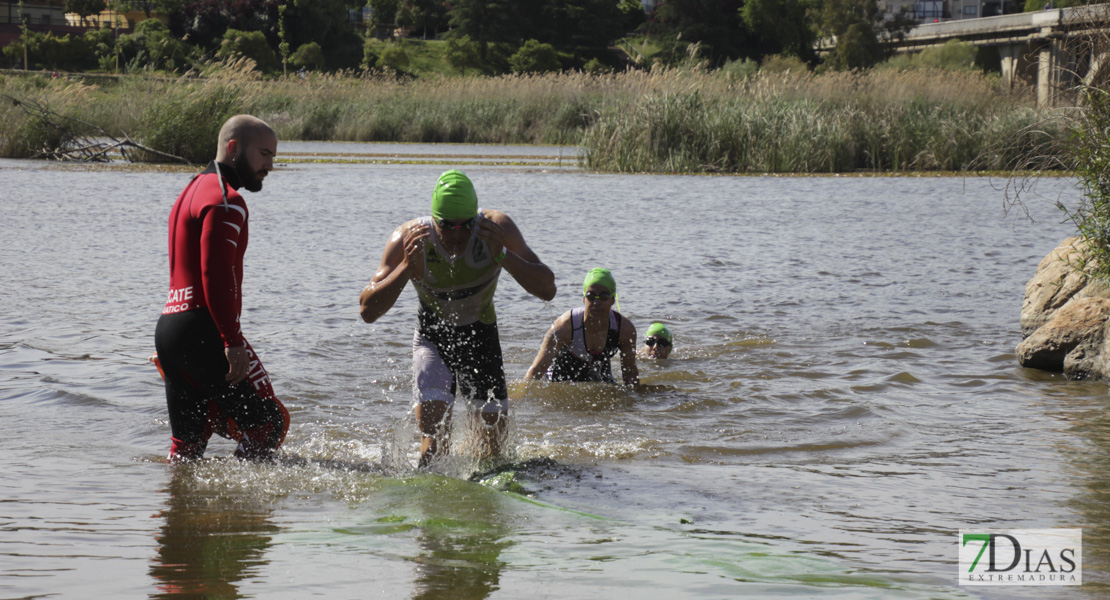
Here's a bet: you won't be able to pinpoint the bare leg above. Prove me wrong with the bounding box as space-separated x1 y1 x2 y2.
480 410 507 460
415 400 451 467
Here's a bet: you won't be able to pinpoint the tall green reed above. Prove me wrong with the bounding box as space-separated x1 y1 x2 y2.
0 67 1070 172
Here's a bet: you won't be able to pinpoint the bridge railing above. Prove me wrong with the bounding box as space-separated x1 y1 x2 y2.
906 5 1110 42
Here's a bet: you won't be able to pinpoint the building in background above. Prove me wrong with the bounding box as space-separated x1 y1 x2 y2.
0 1 80 49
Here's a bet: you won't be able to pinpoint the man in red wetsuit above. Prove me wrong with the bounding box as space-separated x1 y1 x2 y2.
154 114 288 461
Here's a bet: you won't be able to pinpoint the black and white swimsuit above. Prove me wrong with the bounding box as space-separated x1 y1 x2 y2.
546 307 623 383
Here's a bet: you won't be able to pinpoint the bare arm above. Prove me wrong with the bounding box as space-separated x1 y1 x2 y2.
619 318 639 387
476 210 556 302
359 221 428 323
525 314 571 380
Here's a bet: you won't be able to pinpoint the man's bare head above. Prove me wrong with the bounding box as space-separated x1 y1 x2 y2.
215 115 275 162
215 115 277 192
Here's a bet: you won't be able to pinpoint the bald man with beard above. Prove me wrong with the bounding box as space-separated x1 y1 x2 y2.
153 115 289 462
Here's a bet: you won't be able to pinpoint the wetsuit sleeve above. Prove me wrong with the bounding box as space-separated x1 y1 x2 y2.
198 199 247 348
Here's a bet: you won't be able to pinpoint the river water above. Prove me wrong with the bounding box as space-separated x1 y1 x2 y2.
1 142 1106 599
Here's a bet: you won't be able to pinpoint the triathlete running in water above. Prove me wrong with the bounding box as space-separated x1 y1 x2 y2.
153 115 289 462
525 268 639 386
638 322 673 359
359 169 556 467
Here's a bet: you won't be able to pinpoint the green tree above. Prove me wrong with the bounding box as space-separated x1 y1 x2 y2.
817 0 913 70
444 35 479 73
217 28 279 71
291 41 325 70
86 25 117 71
117 17 196 72
170 0 279 52
2 30 100 70
368 0 400 34
647 0 755 66
278 1 290 74
741 0 817 62
509 39 561 74
113 0 185 18
552 0 626 53
284 0 364 69
65 0 107 26
447 0 515 60
618 0 646 31
377 43 410 70
405 0 448 39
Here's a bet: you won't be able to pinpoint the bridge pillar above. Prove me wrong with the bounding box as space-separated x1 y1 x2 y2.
999 44 1021 90
1085 49 1110 88
1038 38 1064 108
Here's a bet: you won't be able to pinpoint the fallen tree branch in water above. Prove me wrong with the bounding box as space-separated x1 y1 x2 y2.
3 94 188 164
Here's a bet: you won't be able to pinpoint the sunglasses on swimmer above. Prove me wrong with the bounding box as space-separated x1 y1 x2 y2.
435 216 478 231
645 337 672 348
584 291 613 302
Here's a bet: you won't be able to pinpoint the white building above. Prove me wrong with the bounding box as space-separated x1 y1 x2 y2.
882 0 1020 23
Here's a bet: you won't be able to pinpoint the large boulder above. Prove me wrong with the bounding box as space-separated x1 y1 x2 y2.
1021 237 1093 336
1018 237 1110 379
1016 297 1110 378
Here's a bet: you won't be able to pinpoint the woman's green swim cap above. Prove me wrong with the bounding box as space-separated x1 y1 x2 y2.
645 322 672 343
431 169 478 221
582 268 616 295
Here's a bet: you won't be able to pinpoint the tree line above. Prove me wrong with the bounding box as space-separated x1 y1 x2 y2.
3 0 1098 76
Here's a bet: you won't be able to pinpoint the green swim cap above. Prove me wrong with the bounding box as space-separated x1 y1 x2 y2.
582 268 616 296
645 322 672 343
431 170 478 221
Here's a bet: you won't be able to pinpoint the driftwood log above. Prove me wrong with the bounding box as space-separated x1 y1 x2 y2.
4 94 187 164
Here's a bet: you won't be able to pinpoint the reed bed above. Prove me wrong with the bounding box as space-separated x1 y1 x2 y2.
0 67 1072 173
580 69 1068 173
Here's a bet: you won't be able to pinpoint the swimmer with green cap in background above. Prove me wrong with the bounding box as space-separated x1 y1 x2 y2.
638 322 673 359
359 169 557 467
525 268 640 386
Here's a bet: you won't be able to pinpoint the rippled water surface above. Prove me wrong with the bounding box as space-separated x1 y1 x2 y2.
2 143 1107 599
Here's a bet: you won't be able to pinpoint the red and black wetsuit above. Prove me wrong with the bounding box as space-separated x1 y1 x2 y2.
154 161 288 460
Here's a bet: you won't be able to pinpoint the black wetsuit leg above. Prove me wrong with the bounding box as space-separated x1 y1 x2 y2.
155 309 285 456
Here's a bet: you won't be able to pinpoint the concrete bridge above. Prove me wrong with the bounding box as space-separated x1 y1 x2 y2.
892 5 1110 106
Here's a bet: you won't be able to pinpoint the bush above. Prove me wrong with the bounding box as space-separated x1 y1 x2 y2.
445 36 479 74
1060 86 1110 280
761 54 808 74
583 58 610 74
135 85 244 163
509 40 561 74
1 115 68 158
2 31 100 71
718 58 759 80
117 19 197 73
377 44 410 71
292 42 326 71
880 40 979 72
217 29 279 73
362 44 380 70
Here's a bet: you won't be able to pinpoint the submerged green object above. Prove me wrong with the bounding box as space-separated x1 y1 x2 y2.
477 471 527 495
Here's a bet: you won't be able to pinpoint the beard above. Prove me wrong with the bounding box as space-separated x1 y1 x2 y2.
234 153 264 192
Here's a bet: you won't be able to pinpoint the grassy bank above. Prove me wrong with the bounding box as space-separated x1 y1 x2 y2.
581 69 1068 173
0 67 1071 173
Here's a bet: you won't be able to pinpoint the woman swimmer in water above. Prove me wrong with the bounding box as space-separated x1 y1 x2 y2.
525 268 639 386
